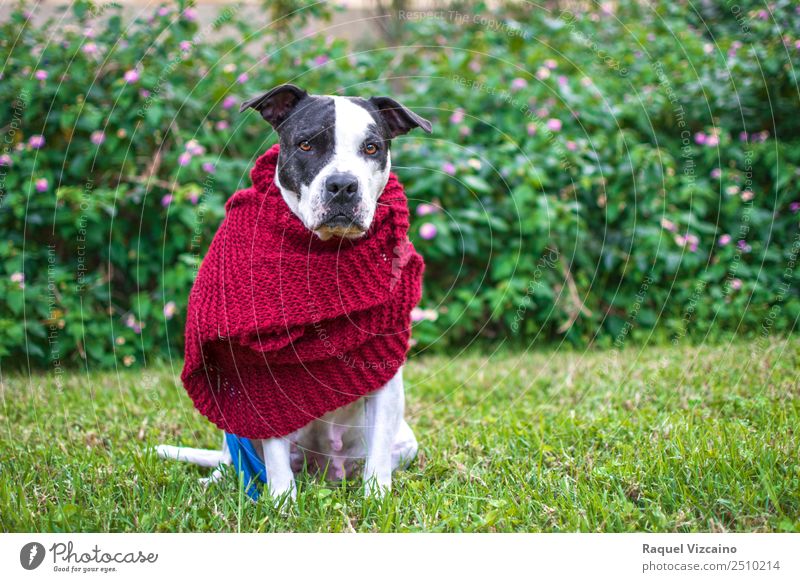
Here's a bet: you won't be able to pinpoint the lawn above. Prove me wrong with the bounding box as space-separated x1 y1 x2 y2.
1 339 798 532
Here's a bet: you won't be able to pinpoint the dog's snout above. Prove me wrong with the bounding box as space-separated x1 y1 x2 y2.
324 172 359 204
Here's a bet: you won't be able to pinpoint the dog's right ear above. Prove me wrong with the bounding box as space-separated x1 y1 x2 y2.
239 84 307 128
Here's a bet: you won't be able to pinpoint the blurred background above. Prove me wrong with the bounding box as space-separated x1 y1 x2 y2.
1 0 798 370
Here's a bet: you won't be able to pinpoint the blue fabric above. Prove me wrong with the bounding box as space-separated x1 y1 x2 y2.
225 432 267 500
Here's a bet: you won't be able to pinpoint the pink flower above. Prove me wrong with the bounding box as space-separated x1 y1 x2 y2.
459 126 471 137
125 314 142 334
469 60 481 72
547 118 562 132
737 240 751 252
566 140 577 151
182 7 197 21
161 194 173 207
527 123 537 136
790 201 800 213
90 131 106 145
0 154 11 166
10 272 25 288
694 132 707 145
741 190 754 201
28 135 45 149
163 301 177 320
739 131 748 142
34 178 48 192
710 168 721 179
34 70 48 81
660 218 677 232
510 77 527 91
178 152 192 166
705 134 719 147
411 307 437 322
535 67 551 80
222 96 237 109
186 140 205 156
139 89 151 99
314 55 330 66
557 76 568 86
237 73 249 84
82 42 99 55
215 120 229 131
416 203 438 216
544 59 557 69
419 223 437 240
718 234 732 246
731 278 742 290
450 109 464 124
158 7 170 16
180 41 193 52
442 162 456 175
124 69 140 83
202 162 216 174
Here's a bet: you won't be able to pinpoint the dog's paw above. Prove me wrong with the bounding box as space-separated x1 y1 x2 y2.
363 477 391 499
266 480 297 508
198 467 225 488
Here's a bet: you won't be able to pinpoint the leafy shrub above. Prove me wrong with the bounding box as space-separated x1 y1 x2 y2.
0 0 798 369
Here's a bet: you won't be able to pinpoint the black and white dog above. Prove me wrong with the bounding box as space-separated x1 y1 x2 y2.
157 85 432 501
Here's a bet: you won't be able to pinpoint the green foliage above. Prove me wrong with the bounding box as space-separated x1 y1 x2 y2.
0 0 798 369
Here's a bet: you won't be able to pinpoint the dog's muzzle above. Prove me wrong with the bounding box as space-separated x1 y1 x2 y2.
314 212 367 239
314 172 367 238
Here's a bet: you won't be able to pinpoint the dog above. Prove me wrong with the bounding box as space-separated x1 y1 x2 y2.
156 84 432 502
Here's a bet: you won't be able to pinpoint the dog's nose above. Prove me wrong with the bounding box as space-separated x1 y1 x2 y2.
324 173 359 204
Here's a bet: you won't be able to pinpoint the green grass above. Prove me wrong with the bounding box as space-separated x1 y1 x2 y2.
1 339 798 532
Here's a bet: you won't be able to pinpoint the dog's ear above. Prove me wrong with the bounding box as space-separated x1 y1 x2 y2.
240 84 308 128
368 96 432 138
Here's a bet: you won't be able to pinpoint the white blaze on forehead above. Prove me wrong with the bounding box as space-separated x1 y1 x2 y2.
331 96 377 162
330 96 391 210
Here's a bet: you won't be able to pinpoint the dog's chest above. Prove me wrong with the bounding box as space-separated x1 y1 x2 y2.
288 398 367 480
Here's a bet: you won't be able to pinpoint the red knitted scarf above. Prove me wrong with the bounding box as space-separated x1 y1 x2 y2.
181 144 424 439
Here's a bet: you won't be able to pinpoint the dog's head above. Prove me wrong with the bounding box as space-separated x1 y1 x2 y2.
240 84 432 240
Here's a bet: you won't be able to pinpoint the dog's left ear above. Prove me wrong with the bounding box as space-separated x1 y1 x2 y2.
369 96 432 138
239 84 308 129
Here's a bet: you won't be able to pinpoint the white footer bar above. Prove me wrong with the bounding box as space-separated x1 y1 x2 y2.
1 533 798 581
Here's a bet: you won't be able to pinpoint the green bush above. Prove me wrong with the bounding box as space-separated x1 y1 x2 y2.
1 0 798 369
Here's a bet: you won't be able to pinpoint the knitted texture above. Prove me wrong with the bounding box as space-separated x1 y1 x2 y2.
181 144 424 439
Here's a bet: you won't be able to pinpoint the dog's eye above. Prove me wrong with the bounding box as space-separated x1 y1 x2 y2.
298 141 312 152
363 143 378 155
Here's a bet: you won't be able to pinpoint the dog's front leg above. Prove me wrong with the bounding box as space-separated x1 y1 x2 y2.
261 438 296 503
363 368 404 497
